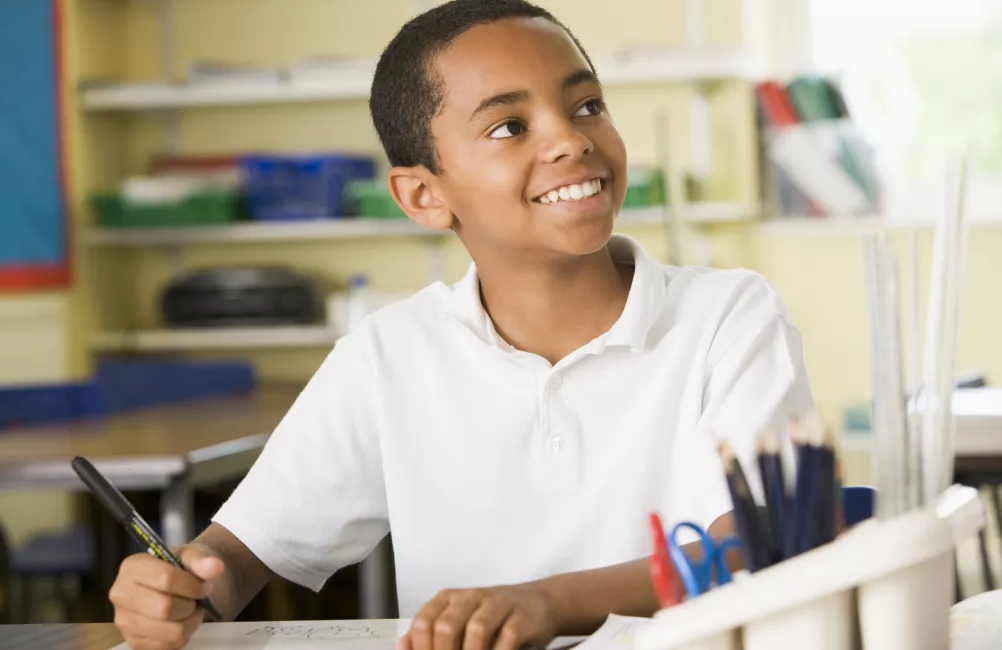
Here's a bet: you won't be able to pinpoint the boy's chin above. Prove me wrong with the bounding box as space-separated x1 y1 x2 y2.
541 212 618 257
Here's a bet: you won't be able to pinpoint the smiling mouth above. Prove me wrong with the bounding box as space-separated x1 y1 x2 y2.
533 178 605 204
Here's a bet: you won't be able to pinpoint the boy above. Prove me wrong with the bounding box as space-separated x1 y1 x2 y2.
108 1 812 649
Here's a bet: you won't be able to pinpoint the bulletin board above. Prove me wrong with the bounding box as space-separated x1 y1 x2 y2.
0 0 70 291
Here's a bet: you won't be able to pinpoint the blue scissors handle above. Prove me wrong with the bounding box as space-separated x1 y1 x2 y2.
668 521 742 597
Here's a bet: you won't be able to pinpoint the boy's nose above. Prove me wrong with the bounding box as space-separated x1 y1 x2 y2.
540 122 594 164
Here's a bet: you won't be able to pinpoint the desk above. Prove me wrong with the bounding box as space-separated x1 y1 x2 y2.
0 386 300 547
0 623 123 650
946 388 1002 594
842 387 1002 594
0 384 395 619
4 590 1002 650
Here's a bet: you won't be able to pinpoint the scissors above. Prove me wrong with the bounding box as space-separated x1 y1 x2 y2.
667 521 743 597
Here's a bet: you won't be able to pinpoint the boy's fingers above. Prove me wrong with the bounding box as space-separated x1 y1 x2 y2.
432 595 483 650
409 593 451 650
115 608 201 650
493 614 529 650
123 583 197 621
462 600 514 650
130 556 209 600
178 545 226 582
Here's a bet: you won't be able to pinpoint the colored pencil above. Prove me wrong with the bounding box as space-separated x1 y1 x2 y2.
648 512 681 608
813 419 838 547
834 456 846 535
795 412 824 554
757 429 787 564
784 417 810 558
719 442 773 571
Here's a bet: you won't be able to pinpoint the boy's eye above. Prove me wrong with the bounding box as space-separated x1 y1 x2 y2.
488 120 526 139
574 99 605 117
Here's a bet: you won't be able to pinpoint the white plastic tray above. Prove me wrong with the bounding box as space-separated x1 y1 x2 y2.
634 484 986 650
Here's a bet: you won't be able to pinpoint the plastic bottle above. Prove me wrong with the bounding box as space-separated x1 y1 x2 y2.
346 273 371 333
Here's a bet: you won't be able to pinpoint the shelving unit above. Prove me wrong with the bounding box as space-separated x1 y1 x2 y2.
86 203 759 354
91 325 341 353
79 2 766 362
85 203 760 247
81 48 755 112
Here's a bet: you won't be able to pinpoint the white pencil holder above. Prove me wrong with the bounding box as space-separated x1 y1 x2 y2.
857 550 953 650
635 484 985 650
672 631 738 650
742 590 855 650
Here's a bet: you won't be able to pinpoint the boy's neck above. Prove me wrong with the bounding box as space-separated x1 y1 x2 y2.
475 244 634 366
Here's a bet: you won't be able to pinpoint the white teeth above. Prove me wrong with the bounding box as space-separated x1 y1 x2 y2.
537 179 603 204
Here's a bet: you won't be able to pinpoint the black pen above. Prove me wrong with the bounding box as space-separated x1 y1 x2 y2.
71 456 223 621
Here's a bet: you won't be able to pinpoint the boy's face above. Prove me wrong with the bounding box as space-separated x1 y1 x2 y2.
429 18 627 260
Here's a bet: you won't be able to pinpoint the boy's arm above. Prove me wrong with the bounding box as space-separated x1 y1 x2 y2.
109 522 273 648
401 512 737 650
536 511 738 634
187 522 274 621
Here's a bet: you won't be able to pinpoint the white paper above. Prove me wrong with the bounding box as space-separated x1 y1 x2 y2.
112 619 409 649
568 614 652 650
110 614 649 650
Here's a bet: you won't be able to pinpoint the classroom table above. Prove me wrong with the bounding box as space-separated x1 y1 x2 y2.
0 623 124 650
0 384 396 620
845 387 1002 595
0 385 301 548
950 388 1002 594
4 587 1002 650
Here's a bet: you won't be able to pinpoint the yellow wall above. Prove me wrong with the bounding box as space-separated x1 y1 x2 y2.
752 225 1002 426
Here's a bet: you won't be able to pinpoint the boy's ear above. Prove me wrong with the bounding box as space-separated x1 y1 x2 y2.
387 167 454 231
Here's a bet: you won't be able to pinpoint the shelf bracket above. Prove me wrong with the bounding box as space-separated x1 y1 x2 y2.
157 0 180 155
154 244 187 277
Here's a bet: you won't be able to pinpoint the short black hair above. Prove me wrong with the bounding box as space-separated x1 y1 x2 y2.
369 0 594 174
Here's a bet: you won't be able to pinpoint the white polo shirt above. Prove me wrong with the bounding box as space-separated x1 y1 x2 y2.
213 235 813 617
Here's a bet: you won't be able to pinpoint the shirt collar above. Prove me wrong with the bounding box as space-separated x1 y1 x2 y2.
446 234 665 352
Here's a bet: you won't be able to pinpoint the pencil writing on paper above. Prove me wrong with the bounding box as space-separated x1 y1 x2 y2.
244 622 395 640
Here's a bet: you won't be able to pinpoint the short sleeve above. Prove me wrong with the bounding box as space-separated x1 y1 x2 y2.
212 333 388 592
687 275 814 530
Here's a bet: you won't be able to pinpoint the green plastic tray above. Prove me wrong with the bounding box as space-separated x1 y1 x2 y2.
346 180 406 219
91 190 243 228
623 169 667 208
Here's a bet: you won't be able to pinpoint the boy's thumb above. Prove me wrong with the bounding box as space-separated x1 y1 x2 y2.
179 544 226 581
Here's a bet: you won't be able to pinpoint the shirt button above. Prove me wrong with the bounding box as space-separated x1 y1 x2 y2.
549 436 565 452
546 375 563 390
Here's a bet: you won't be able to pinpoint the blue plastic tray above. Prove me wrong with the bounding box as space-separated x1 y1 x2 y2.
240 154 376 221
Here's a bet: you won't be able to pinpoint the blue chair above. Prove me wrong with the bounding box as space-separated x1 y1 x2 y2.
7 517 211 623
7 525 93 623
842 485 876 528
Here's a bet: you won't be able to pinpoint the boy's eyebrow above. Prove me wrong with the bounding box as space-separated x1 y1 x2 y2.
562 68 601 90
467 68 602 123
469 90 529 122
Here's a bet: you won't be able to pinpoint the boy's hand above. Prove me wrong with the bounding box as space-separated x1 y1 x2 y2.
109 544 225 650
401 584 560 650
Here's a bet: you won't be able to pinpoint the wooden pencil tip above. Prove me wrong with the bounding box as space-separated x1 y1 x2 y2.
821 423 837 449
804 409 825 446
716 440 736 468
788 418 805 445
757 429 781 454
